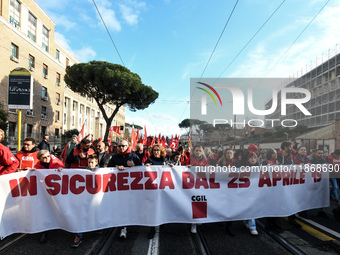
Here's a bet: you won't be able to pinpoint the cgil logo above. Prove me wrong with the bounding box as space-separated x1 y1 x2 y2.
191 194 207 219
200 83 312 116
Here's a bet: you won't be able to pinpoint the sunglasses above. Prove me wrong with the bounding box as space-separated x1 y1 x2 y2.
41 155 50 159
117 145 127 148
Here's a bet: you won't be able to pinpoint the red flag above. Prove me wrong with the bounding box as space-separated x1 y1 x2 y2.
136 129 139 140
142 126 147 145
158 133 161 144
174 135 180 149
189 135 191 147
109 126 121 135
108 133 112 144
138 136 143 144
169 135 177 148
78 122 86 141
151 136 155 147
131 127 136 151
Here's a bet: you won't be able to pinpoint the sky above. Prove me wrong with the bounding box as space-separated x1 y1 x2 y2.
34 0 340 137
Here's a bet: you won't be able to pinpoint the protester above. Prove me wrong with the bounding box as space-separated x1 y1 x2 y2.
277 141 294 165
0 128 19 175
277 141 300 228
257 149 266 165
217 148 235 236
165 148 172 162
293 147 308 165
204 147 215 165
66 138 95 169
169 151 181 166
145 144 168 166
326 150 340 205
135 143 150 164
96 141 112 167
71 154 99 248
60 134 78 167
217 148 235 167
243 152 259 236
31 150 64 243
107 140 142 239
190 145 209 166
302 149 329 218
16 137 40 171
38 135 51 152
51 145 62 158
262 148 279 166
189 144 209 234
34 150 64 170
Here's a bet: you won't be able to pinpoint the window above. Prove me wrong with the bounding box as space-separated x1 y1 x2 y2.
42 86 47 99
29 54 35 68
11 43 18 58
26 124 33 137
9 122 16 137
9 0 20 28
56 49 60 60
41 126 46 138
64 113 67 124
43 64 48 78
56 72 60 85
66 57 69 67
42 26 49 52
55 128 60 138
56 93 60 105
28 12 36 42
55 110 60 122
41 106 47 119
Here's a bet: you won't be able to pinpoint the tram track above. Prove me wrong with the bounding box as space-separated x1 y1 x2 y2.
0 233 27 253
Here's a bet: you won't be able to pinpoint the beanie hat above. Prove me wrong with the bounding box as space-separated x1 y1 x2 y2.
248 152 258 159
248 144 258 152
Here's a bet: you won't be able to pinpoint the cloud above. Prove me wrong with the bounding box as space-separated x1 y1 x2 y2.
120 5 139 25
74 47 97 62
54 32 74 53
119 1 146 25
97 6 121 31
55 32 96 62
50 15 77 31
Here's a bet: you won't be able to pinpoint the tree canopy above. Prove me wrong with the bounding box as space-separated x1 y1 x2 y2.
64 61 158 140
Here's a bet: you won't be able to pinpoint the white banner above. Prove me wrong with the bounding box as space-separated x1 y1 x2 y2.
0 165 329 239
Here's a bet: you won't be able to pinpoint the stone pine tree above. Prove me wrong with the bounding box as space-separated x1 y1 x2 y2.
64 61 159 141
0 102 8 133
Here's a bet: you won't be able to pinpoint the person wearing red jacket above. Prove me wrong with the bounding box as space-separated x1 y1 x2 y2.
0 129 19 175
190 145 209 166
31 149 64 243
66 138 95 169
34 150 65 170
16 137 40 171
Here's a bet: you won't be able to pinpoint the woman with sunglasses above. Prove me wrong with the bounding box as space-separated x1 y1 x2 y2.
31 150 64 243
34 150 65 171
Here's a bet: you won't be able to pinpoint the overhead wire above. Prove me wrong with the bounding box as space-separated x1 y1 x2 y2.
92 0 155 127
265 0 331 77
178 0 240 124
216 0 286 81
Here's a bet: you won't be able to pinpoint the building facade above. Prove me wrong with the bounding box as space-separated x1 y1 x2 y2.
0 0 125 149
265 47 340 129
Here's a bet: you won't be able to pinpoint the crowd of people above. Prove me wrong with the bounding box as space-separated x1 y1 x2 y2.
0 129 340 247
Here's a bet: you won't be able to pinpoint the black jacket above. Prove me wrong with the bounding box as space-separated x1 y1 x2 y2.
98 152 112 168
108 153 142 167
38 140 50 152
145 156 168 165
